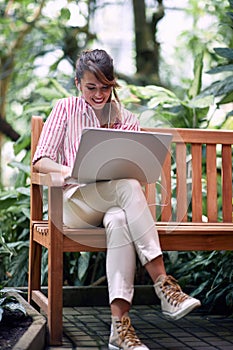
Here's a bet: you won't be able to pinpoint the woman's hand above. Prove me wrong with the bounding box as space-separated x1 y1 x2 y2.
34 157 72 179
61 165 72 178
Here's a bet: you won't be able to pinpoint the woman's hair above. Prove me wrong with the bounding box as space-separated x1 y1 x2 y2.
75 49 122 126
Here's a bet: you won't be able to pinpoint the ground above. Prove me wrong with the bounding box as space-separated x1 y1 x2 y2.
0 310 32 349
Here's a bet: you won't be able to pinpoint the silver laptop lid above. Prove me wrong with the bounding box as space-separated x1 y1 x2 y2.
71 128 172 184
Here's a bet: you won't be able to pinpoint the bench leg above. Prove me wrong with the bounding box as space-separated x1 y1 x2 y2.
28 236 42 308
47 236 63 345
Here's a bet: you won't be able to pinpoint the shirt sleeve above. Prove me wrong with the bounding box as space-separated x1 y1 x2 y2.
32 99 68 164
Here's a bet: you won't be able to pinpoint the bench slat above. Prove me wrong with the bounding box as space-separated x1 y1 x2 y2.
206 144 218 222
176 143 187 221
192 144 203 222
144 127 233 144
161 151 172 221
222 144 233 222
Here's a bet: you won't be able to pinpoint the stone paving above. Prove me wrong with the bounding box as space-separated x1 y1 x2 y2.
46 305 233 350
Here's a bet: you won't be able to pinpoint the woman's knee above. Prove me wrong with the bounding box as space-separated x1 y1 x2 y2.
103 207 134 248
116 178 145 206
103 207 126 229
119 178 142 192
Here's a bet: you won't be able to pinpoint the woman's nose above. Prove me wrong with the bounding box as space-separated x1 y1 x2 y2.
95 88 103 97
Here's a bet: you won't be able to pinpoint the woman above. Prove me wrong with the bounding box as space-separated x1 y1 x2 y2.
33 49 201 350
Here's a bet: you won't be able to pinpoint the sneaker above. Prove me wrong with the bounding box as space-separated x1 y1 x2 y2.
108 315 149 350
154 275 201 320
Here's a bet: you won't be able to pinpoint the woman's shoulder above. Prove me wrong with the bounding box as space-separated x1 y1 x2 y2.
56 95 81 106
120 105 138 121
114 103 140 130
53 96 87 113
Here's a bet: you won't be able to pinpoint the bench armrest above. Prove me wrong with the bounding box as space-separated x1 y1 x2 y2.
31 172 64 187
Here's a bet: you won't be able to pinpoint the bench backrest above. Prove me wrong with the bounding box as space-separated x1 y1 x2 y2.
143 127 233 224
31 116 233 225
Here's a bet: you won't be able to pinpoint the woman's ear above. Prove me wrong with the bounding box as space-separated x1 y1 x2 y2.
75 78 81 90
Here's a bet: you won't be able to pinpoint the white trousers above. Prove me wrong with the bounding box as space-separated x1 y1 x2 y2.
63 179 162 304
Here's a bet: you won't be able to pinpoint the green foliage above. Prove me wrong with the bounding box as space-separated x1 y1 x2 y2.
0 241 27 323
0 288 27 322
120 77 211 129
164 250 233 314
0 151 30 286
196 1 233 124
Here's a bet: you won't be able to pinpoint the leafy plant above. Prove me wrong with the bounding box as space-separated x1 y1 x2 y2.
0 287 27 322
0 153 30 287
164 250 233 314
119 52 211 129
195 0 233 128
0 239 27 322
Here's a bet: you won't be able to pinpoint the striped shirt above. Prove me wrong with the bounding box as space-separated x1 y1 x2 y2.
33 96 140 168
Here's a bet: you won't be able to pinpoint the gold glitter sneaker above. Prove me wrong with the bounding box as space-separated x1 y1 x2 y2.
154 275 201 320
108 315 149 350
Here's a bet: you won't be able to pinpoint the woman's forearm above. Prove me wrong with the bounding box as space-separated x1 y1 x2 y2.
33 157 71 177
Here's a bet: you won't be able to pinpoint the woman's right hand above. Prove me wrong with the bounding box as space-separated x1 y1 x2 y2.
34 157 72 179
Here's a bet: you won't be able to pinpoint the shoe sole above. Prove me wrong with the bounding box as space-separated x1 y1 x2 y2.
163 300 201 320
109 344 120 350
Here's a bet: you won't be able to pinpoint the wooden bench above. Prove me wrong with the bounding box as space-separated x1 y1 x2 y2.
28 116 233 345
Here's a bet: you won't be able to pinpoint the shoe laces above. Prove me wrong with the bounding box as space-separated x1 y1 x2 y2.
160 275 189 306
116 316 142 347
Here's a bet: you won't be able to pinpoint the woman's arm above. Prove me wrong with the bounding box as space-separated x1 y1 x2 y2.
33 157 71 178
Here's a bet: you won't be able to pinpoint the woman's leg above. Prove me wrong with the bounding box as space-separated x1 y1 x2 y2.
103 207 150 350
64 179 165 280
103 207 136 318
63 180 200 323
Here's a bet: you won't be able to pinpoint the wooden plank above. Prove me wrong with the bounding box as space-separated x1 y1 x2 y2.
176 143 187 222
33 228 49 248
156 222 233 230
31 290 48 314
222 144 233 222
28 238 42 303
157 222 233 250
31 172 64 187
47 186 64 345
31 116 43 162
192 144 202 222
206 144 218 222
161 151 172 221
143 127 233 144
159 232 233 251
145 183 156 220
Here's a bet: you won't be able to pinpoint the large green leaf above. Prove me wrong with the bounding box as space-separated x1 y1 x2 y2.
188 52 203 99
78 252 91 281
206 63 233 74
0 194 18 210
3 302 27 316
16 187 30 196
8 161 30 174
214 47 233 60
217 91 233 105
215 75 233 96
13 134 31 155
35 87 64 101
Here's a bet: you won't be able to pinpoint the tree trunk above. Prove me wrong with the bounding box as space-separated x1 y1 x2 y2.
132 0 165 84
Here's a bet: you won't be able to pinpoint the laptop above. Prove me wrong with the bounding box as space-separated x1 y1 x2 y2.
67 128 172 184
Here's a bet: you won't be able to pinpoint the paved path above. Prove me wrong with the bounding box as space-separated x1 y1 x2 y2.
46 305 233 350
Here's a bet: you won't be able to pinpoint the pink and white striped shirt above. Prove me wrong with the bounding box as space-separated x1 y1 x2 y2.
33 96 140 168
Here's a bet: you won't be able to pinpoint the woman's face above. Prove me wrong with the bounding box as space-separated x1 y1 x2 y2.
79 71 112 110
